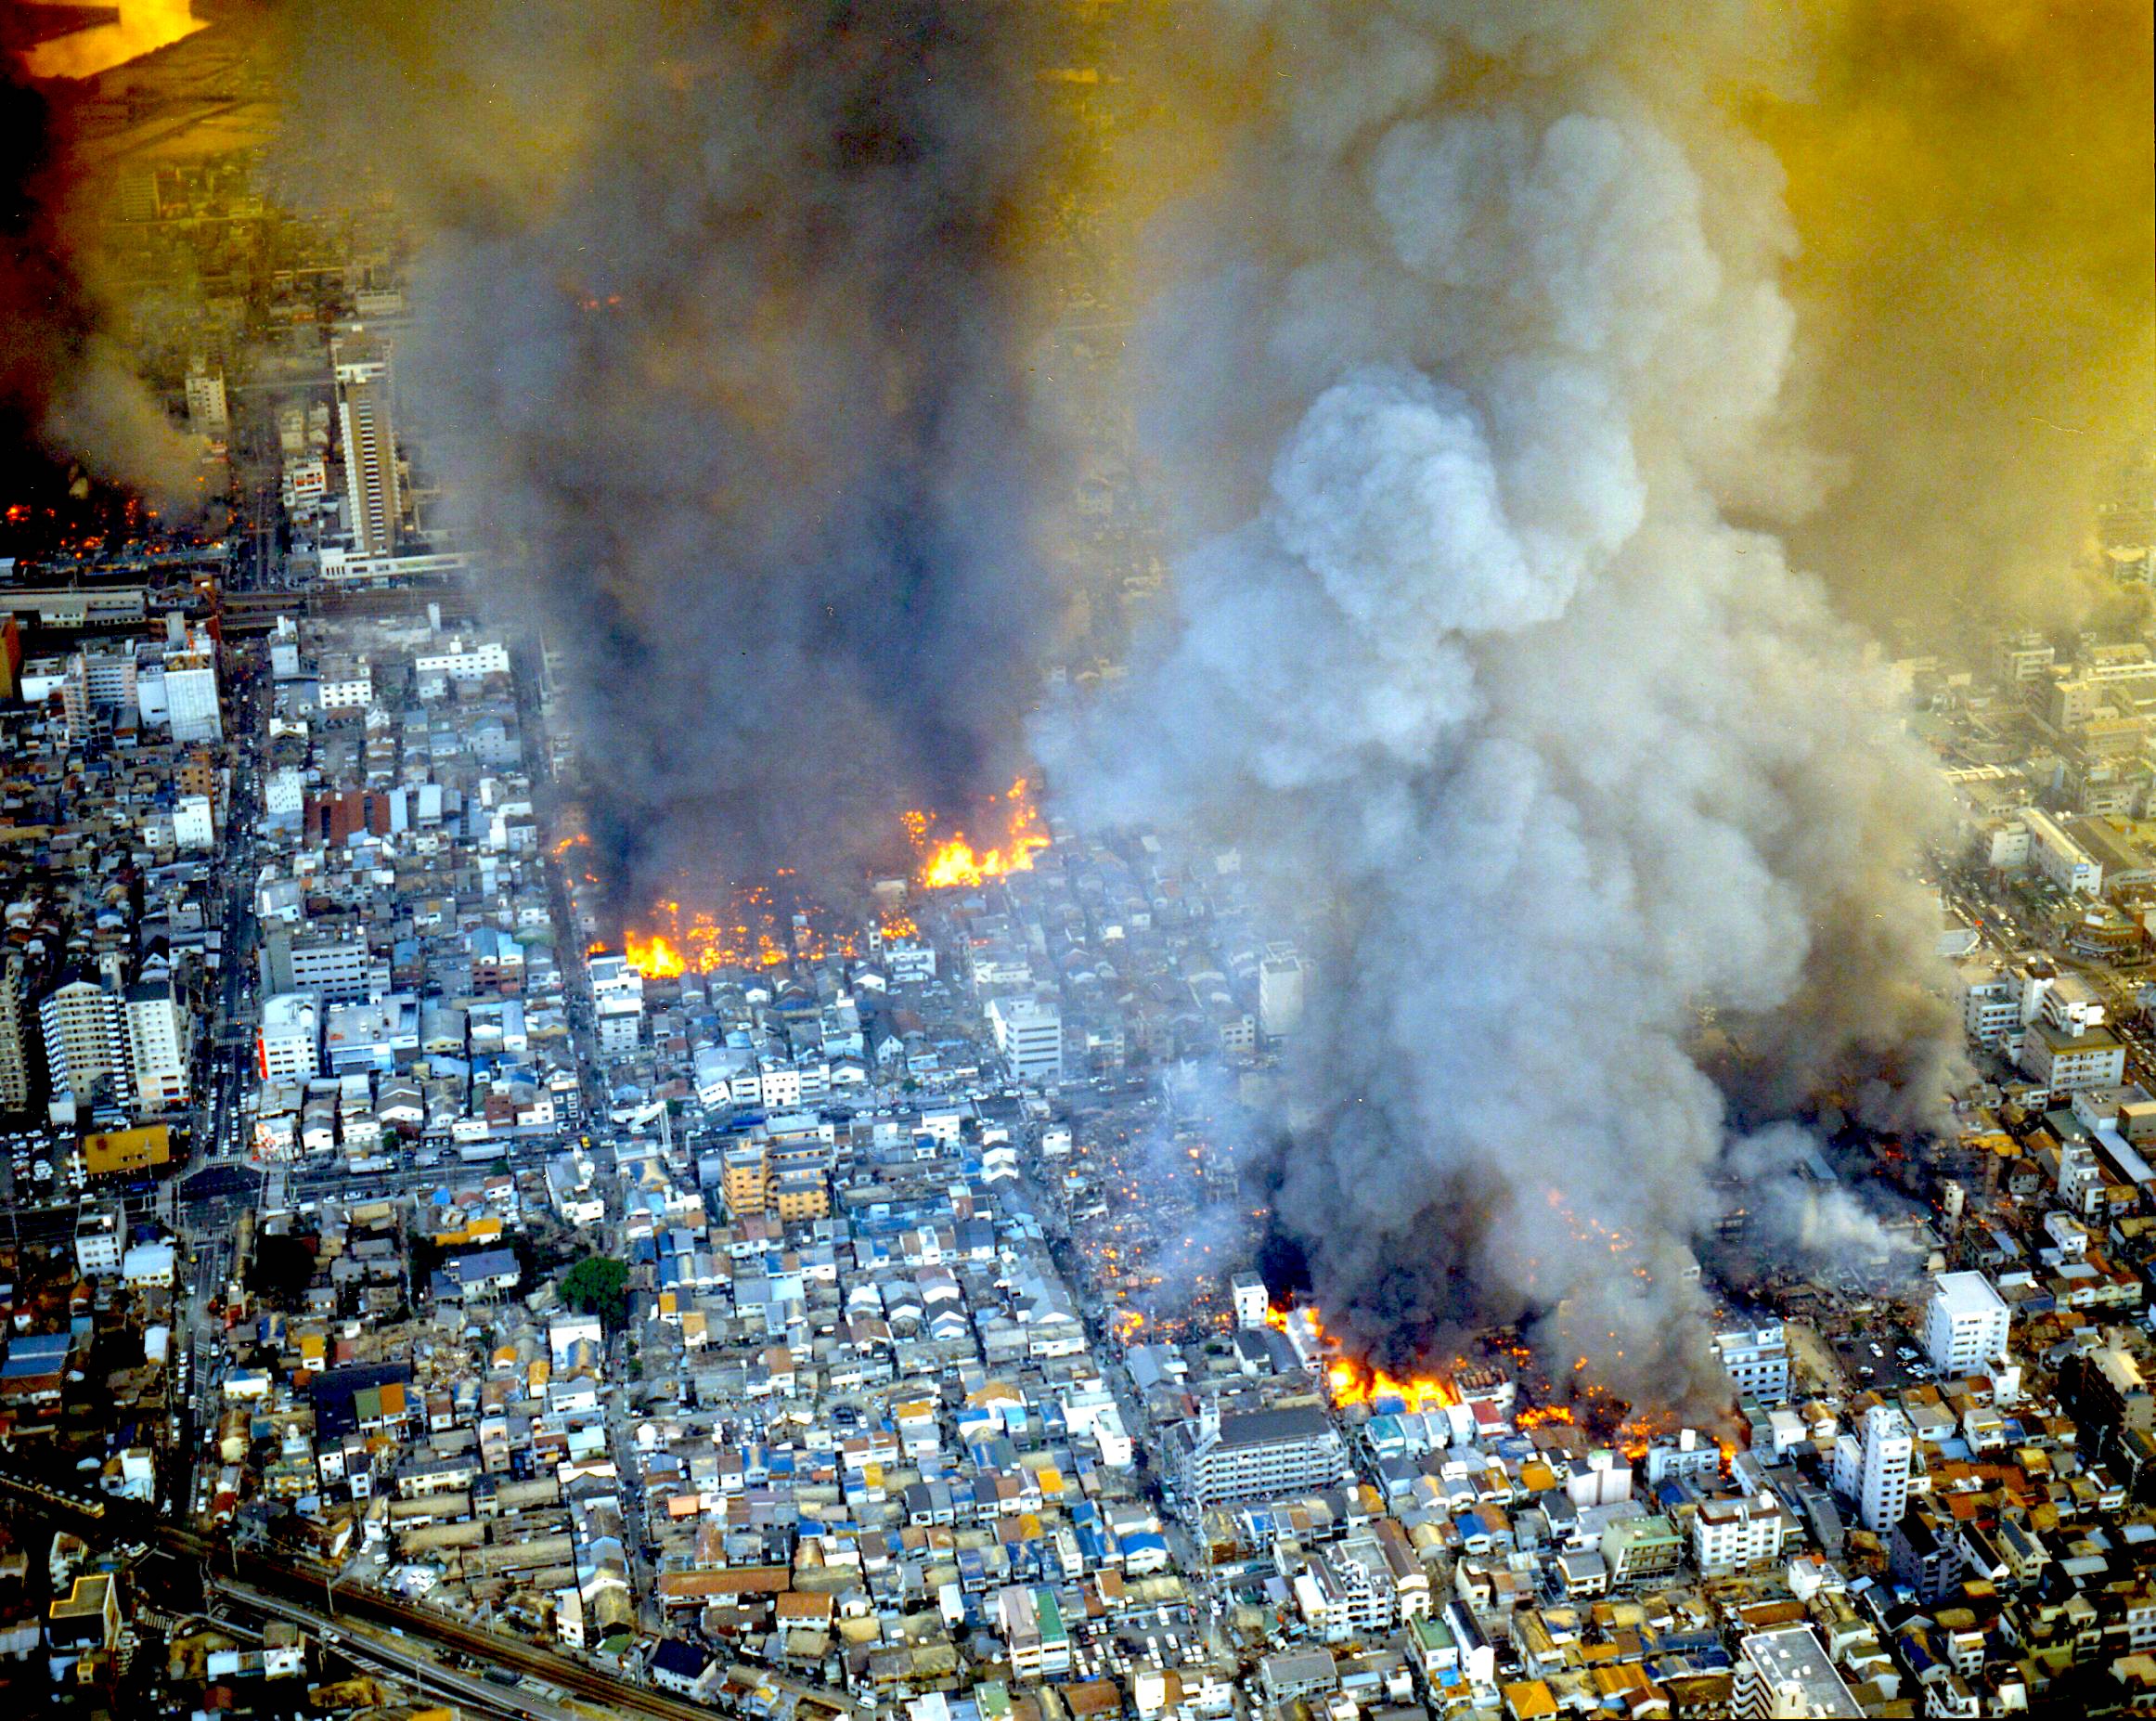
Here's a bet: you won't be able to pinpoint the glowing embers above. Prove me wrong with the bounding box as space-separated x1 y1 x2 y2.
907 777 1050 890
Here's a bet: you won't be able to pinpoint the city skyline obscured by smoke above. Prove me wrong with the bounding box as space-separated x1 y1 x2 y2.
0 53 198 511
1044 0 1973 1410
289 0 1070 907
1763 0 2156 627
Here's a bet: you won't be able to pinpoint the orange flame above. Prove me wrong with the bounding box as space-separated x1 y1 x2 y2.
910 778 1051 890
624 931 687 978
1285 1301 1461 1414
618 883 858 979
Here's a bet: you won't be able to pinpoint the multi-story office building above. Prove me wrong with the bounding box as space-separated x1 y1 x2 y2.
290 932 378 1004
162 647 221 743
258 992 320 1082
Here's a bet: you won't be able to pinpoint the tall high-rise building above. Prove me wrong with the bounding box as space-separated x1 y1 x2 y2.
184 365 228 434
335 339 400 556
257 993 320 1083
38 977 128 1107
1258 944 1306 1038
123 982 189 1111
1831 1404 1913 1533
0 953 30 1112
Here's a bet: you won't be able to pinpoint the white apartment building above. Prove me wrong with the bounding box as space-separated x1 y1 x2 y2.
172 794 215 851
2034 969 2109 1034
1924 1272 2010 1378
1956 964 2021 1050
587 954 643 1011
415 637 510 682
265 767 304 822
759 1062 802 1109
1733 1624 1862 1719
1258 945 1305 1037
1177 1404 1348 1507
317 655 373 713
257 992 320 1082
1693 1495 1790 1576
1832 1404 1913 1533
1995 633 2055 684
988 995 1063 1085
123 983 189 1111
184 367 228 433
74 1205 123 1277
39 978 127 1106
2021 1018 2127 1094
1711 1326 1791 1404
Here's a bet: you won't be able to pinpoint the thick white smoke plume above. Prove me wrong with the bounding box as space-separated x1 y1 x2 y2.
1047 2 1964 1408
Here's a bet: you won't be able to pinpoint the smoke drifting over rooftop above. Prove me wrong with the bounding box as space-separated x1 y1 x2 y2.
1046 0 1969 1408
295 0 1065 902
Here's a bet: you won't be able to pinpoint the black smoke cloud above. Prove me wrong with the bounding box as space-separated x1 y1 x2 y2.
0 55 195 506
291 1 1064 904
1045 0 1970 1411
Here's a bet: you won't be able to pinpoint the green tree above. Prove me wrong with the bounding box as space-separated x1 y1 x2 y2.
561 1254 630 1329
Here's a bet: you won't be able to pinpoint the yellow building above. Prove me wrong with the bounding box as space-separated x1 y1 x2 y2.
721 1142 769 1218
83 1124 171 1177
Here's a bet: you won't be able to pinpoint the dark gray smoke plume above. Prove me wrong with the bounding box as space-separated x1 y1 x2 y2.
1046 1 1967 1410
0 58 195 505
294 2 1062 900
